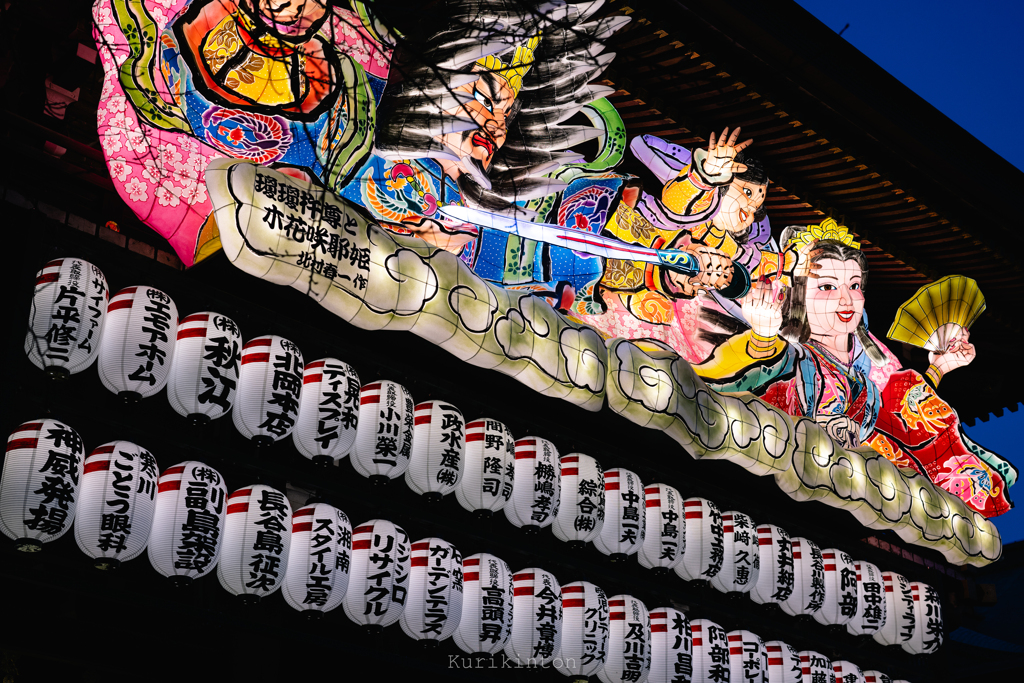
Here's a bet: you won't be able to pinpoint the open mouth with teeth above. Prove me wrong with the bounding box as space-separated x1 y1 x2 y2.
837 310 855 323
738 208 749 224
471 132 495 156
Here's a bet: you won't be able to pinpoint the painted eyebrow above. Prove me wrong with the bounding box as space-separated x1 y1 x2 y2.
480 73 510 105
816 275 839 280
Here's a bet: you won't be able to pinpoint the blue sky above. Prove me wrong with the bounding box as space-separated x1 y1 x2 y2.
795 0 1024 543
795 0 1024 171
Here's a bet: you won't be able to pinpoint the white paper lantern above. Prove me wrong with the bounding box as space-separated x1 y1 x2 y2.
505 568 562 666
504 437 560 531
902 582 942 654
282 503 352 616
25 257 107 377
813 549 857 626
598 595 651 683
351 380 414 482
765 641 802 683
846 561 886 636
595 468 645 561
218 485 292 602
873 572 914 646
675 498 724 582
147 461 227 584
553 454 605 547
862 671 893 683
557 581 609 679
1 419 85 550
454 552 514 654
728 630 766 683
780 537 825 616
797 652 834 683
233 335 304 445
167 312 241 424
650 607 691 683
692 619 730 683
406 401 464 500
750 524 793 605
344 519 411 630
711 511 759 594
639 484 684 572
833 661 863 683
399 537 464 643
75 441 159 569
292 358 359 464
98 286 178 400
457 418 515 518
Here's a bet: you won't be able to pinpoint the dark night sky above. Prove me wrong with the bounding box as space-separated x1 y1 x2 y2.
796 0 1024 542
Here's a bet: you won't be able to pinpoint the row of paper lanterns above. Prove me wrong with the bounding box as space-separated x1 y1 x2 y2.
0 421 925 683
19 258 944 654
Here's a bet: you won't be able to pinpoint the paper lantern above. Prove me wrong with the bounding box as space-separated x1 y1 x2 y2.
692 619 730 683
344 519 412 630
780 537 824 616
902 582 942 654
557 581 609 679
598 595 651 683
167 312 242 423
650 607 691 683
351 380 414 483
293 359 360 465
750 524 794 605
711 511 759 594
1 419 85 551
728 630 766 683
98 286 178 400
765 641 802 683
504 437 561 532
639 484 685 572
594 468 645 561
147 461 227 584
233 335 304 445
873 572 915 646
282 503 352 616
862 671 893 683
797 652 834 683
25 257 107 377
675 498 724 582
75 441 159 569
505 568 562 666
553 453 605 547
401 538 464 644
813 549 857 626
457 418 516 518
833 661 863 683
846 561 886 636
454 553 514 654
406 401 465 500
218 485 292 602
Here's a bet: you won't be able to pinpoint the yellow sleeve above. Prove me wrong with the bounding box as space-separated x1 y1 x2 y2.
694 330 787 381
661 162 717 216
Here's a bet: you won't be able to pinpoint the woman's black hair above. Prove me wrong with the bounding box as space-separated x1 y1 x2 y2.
777 229 887 365
717 152 768 237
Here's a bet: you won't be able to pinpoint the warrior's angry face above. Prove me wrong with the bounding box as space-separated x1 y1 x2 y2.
440 71 517 174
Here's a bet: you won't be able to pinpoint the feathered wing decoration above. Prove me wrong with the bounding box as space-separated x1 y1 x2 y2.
373 0 630 214
886 275 986 352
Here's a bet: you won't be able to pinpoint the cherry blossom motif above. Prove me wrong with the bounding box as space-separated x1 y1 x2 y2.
151 7 168 26
156 180 181 207
125 176 149 203
159 143 183 170
347 41 370 65
106 110 127 131
106 95 127 114
109 157 133 183
142 158 165 183
152 0 175 8
374 50 389 68
179 178 208 205
339 19 360 40
126 128 149 154
92 4 112 28
101 129 123 156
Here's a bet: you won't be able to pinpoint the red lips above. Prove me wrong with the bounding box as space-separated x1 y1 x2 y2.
472 132 495 156
837 310 855 322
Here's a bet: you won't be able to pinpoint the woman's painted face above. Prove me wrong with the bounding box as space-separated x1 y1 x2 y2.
440 71 517 173
714 178 766 234
255 0 327 36
806 257 865 337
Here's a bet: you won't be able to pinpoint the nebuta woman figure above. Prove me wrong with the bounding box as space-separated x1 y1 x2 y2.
694 221 1016 518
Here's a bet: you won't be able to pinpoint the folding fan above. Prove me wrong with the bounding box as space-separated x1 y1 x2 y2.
886 275 985 352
